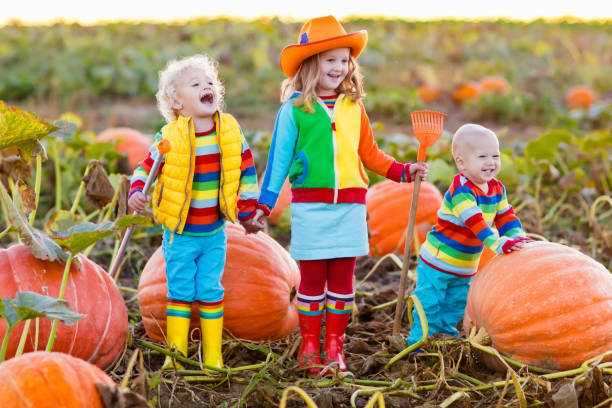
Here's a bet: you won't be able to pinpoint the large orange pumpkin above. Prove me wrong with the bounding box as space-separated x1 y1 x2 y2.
417 85 441 104
565 85 595 110
137 223 300 341
451 82 481 102
0 351 115 408
367 180 443 257
95 127 152 170
463 241 612 370
0 244 128 370
479 76 510 94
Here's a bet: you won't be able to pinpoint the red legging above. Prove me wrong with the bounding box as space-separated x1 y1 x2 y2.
298 257 356 296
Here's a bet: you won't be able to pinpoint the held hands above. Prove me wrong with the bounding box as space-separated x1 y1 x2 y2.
128 191 150 214
410 163 428 181
240 208 267 234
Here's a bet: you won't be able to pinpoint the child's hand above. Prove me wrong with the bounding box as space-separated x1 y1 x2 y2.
128 191 150 214
410 163 428 181
241 209 266 234
501 237 532 253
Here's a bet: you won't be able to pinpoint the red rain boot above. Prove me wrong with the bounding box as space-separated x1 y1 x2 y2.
296 313 322 375
323 311 352 376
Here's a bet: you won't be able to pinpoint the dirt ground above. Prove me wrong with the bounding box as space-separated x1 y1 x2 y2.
111 243 611 408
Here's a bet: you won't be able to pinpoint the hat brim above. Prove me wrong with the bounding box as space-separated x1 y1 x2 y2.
280 30 368 78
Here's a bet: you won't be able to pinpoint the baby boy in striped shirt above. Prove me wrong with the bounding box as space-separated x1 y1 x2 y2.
407 123 530 348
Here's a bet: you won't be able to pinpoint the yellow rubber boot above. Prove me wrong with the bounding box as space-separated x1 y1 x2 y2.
161 305 191 370
201 316 224 370
199 301 224 370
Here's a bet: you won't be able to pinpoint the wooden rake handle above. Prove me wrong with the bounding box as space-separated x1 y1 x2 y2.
392 169 422 336
391 110 445 338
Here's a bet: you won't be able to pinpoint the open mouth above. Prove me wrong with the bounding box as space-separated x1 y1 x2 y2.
200 92 214 104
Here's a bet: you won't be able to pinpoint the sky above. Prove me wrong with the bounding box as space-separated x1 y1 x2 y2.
2 0 611 24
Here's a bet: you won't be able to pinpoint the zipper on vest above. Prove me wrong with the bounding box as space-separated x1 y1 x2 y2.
174 120 193 234
218 111 234 222
317 96 340 204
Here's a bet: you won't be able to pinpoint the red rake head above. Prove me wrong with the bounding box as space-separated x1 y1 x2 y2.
410 111 447 162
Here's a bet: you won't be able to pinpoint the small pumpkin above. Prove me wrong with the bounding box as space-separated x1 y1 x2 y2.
451 82 481 102
463 241 612 370
367 180 443 257
95 127 152 170
0 244 128 370
0 351 115 408
417 85 441 103
565 85 595 110
479 76 510 94
138 223 300 341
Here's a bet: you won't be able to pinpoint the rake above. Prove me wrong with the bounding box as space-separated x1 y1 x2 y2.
391 111 446 338
108 138 171 280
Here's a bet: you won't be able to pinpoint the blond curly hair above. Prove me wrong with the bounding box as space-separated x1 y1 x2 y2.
156 54 225 123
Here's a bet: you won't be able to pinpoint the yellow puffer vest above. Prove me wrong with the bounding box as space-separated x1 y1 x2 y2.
152 112 243 234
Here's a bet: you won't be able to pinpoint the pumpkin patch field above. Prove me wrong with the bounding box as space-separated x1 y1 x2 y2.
0 17 611 407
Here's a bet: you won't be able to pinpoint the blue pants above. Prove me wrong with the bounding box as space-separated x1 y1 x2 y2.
407 260 473 345
162 227 227 303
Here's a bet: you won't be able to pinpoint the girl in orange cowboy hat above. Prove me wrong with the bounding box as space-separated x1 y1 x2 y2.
256 16 427 376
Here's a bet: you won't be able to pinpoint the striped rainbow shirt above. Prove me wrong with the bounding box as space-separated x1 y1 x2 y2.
320 94 338 110
420 173 525 277
129 126 258 236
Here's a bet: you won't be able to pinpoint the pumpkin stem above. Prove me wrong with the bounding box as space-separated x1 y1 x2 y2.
28 155 42 226
52 141 62 212
70 162 92 215
472 327 492 346
0 326 14 363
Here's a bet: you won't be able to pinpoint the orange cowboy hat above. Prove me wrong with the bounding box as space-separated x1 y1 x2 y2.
280 15 368 78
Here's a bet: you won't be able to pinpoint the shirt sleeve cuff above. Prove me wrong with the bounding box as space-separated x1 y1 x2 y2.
385 161 405 182
258 189 278 213
128 189 142 199
257 203 271 216
402 163 412 183
238 211 255 221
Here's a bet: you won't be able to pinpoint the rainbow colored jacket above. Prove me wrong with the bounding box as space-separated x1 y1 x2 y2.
259 93 409 211
420 173 526 277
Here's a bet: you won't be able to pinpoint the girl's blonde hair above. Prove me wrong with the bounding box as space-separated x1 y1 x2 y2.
280 53 364 112
156 54 225 123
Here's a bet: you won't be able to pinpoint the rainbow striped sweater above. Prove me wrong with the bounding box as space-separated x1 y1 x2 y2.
130 126 258 236
420 173 525 277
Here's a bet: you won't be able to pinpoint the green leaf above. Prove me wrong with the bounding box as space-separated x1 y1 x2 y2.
0 292 84 329
524 129 574 161
0 102 60 161
497 153 519 184
44 210 84 234
46 120 77 142
48 221 117 254
426 158 455 185
115 214 154 229
0 182 68 262
578 130 612 153
47 215 153 254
